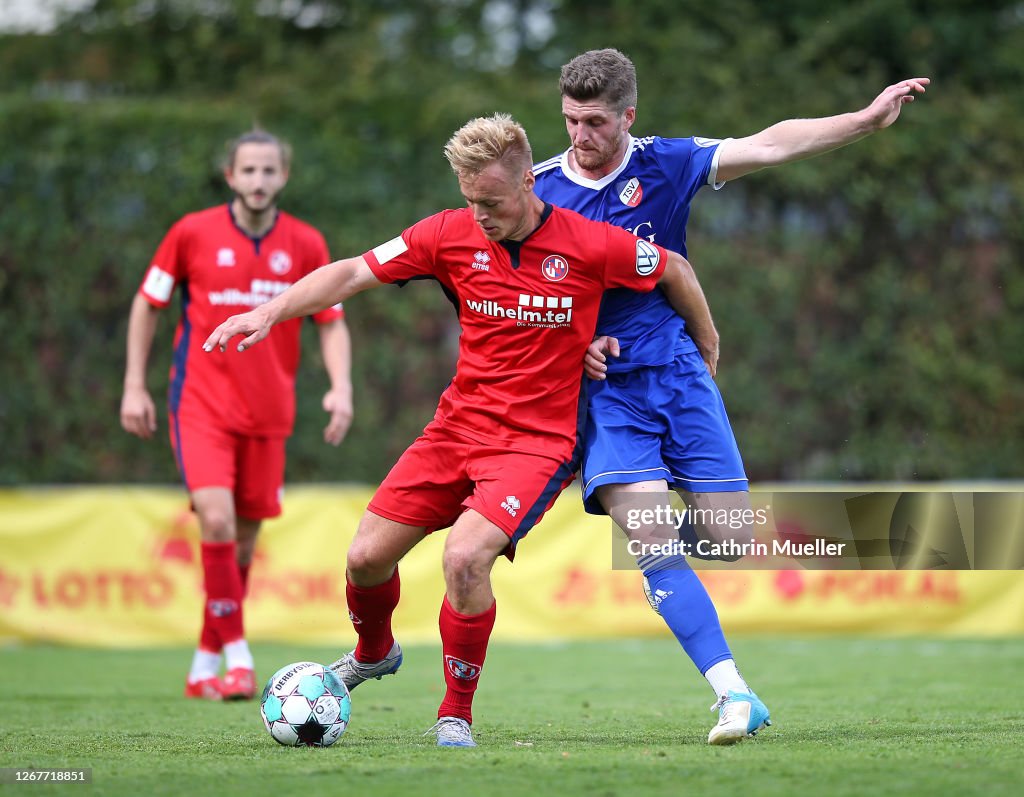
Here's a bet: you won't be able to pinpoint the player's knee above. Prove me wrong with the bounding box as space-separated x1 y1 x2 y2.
345 541 390 582
441 544 491 595
197 508 235 542
681 491 754 561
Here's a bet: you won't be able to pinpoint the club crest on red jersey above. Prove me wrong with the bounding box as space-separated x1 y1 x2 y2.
618 177 643 207
445 655 482 680
207 598 239 617
269 250 292 275
541 254 569 282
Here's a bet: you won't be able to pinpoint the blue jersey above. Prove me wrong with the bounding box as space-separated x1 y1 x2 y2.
534 135 723 372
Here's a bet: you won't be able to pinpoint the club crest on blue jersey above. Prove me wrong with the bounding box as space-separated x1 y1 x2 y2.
541 254 569 282
445 655 481 680
617 177 643 207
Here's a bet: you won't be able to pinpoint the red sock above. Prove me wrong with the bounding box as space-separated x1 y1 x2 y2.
200 541 245 648
347 569 401 662
437 595 496 724
238 562 252 597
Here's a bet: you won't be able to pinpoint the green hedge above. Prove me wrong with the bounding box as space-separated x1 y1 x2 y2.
2 1 1023 484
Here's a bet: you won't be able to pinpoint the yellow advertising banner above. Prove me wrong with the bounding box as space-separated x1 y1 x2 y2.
1 486 1022 647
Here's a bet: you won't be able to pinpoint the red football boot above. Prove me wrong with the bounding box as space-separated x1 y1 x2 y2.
184 676 223 701
221 667 256 700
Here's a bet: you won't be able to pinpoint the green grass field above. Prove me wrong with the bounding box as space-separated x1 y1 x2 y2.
2 637 1022 796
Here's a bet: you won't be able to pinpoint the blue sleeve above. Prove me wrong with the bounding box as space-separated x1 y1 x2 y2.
651 136 721 205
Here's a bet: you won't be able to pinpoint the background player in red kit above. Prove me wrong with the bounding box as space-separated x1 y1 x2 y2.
203 114 718 745
120 130 354 701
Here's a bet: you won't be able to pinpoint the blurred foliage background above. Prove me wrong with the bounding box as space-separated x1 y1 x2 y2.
0 0 1021 486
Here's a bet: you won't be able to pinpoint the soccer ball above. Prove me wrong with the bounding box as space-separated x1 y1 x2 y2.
260 661 351 747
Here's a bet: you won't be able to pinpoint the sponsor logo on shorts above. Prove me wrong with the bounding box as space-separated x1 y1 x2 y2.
501 495 521 517
445 655 481 681
541 254 569 282
465 294 574 329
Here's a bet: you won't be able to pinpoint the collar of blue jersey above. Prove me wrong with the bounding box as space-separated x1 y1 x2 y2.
558 135 637 191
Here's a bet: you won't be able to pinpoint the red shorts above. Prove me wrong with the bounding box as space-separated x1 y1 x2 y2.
169 410 286 520
367 422 577 550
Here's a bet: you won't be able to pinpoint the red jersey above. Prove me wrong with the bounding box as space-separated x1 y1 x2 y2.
363 204 668 462
139 204 342 437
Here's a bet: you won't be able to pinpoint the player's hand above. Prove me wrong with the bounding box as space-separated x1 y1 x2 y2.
120 385 157 439
322 388 353 446
584 335 620 380
694 333 719 378
203 307 273 353
863 77 929 130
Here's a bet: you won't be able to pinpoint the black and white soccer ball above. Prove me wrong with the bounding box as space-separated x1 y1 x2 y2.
260 661 351 747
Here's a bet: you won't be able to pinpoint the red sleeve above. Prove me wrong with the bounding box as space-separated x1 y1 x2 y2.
361 211 449 283
139 219 187 308
601 223 668 292
308 229 344 324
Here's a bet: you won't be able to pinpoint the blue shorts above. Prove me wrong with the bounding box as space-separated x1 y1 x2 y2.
581 349 748 515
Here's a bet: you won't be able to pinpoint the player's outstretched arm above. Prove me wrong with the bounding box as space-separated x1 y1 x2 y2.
203 256 381 353
120 293 161 439
658 251 719 377
716 77 930 182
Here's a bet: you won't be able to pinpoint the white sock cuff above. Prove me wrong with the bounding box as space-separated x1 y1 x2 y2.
223 639 254 671
704 659 751 698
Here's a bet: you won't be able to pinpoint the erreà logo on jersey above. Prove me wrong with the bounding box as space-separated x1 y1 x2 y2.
618 177 643 207
635 240 660 276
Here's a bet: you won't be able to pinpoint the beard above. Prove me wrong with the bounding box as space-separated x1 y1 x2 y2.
234 188 280 215
573 129 624 173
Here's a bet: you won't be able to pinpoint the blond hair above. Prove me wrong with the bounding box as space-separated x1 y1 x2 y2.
444 113 533 180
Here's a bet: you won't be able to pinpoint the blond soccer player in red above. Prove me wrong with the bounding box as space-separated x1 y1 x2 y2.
203 114 719 744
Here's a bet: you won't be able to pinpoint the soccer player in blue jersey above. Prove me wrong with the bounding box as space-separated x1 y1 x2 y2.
532 48 929 744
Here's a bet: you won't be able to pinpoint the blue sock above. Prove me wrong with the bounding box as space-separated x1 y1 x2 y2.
641 557 732 675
